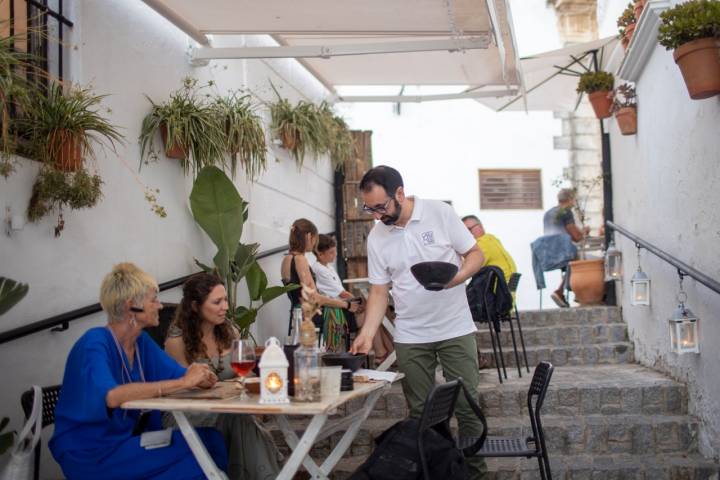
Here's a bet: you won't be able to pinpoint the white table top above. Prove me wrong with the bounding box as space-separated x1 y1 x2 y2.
122 380 395 416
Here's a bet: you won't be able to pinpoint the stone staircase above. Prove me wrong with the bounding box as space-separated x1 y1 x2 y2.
269 307 719 479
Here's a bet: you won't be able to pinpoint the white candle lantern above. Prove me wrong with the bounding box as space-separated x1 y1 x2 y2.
258 337 290 404
669 302 699 355
604 241 623 281
630 269 651 306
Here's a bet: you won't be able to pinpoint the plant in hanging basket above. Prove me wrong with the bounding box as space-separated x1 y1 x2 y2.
139 77 226 176
658 0 720 99
212 92 267 181
576 71 615 119
318 102 356 171
617 2 637 48
27 166 103 235
611 83 638 136
269 86 329 168
23 83 123 172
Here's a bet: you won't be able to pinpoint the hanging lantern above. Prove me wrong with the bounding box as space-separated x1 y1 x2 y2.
258 337 290 404
669 303 699 354
630 269 651 306
605 241 623 281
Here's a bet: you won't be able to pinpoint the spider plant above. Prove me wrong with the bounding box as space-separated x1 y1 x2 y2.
139 78 226 177
318 102 355 170
22 82 123 171
269 86 329 168
213 92 267 181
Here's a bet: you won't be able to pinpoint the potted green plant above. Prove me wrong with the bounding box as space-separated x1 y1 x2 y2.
611 83 638 135
318 102 356 171
269 90 328 168
617 3 637 49
658 0 720 99
190 166 298 340
23 83 123 172
26 166 103 236
139 78 226 176
576 71 615 119
212 92 267 181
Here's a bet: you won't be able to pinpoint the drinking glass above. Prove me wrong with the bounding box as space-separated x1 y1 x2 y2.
230 339 256 400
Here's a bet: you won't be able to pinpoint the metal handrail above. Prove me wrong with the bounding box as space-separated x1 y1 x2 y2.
607 221 720 296
0 244 290 345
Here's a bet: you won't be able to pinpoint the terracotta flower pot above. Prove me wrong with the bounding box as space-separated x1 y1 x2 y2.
625 23 636 45
588 91 613 119
50 131 83 172
615 107 637 135
281 129 297 151
569 258 606 305
160 123 187 159
633 0 645 21
673 37 720 100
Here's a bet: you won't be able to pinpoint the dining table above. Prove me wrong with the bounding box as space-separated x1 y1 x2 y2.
122 374 402 480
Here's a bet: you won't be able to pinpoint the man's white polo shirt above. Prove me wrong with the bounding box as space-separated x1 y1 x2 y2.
367 197 477 344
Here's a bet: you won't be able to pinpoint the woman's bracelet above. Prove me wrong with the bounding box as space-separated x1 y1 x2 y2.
345 300 351 309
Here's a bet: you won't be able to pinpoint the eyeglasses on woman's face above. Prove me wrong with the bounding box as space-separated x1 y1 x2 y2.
361 197 393 215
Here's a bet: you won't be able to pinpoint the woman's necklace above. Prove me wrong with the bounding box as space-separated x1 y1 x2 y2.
203 340 225 375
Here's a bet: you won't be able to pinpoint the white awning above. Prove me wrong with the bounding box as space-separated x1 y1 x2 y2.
141 0 523 102
477 36 622 112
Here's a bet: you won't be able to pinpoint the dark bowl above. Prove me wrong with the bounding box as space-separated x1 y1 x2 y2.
410 261 458 291
322 353 367 372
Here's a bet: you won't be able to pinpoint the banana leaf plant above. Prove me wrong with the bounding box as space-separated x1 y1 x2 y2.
190 166 298 339
0 276 29 453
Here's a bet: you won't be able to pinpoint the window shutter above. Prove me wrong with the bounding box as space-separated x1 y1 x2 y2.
479 169 542 210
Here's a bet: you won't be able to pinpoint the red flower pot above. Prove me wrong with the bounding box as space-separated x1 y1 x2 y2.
673 37 720 100
588 91 613 119
160 123 187 159
615 107 637 135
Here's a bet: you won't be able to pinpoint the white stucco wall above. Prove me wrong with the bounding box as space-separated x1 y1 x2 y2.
608 32 720 459
0 1 335 474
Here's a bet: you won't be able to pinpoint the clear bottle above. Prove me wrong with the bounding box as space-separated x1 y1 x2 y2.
294 320 322 402
290 306 303 345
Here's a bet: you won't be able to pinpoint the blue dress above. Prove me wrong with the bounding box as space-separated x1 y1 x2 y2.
49 327 228 479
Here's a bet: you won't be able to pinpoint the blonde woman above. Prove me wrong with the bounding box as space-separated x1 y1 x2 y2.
49 263 227 480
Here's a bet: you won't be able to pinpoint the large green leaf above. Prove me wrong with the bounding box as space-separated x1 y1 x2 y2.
0 277 29 316
261 284 299 304
231 243 259 282
246 262 268 301
190 166 246 278
233 306 258 334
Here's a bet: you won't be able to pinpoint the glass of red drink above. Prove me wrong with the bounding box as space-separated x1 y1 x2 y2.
230 338 256 400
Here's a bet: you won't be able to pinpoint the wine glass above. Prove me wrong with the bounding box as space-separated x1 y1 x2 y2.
230 339 256 400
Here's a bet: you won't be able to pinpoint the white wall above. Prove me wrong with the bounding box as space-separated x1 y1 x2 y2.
0 1 335 475
336 98 568 310
608 27 720 459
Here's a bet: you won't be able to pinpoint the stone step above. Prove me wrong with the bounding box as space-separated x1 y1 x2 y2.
329 453 719 479
478 365 688 417
269 412 698 459
475 322 629 349
479 342 635 368
517 306 622 327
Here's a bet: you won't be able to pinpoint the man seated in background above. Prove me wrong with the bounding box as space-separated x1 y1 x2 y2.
542 188 590 307
462 215 517 285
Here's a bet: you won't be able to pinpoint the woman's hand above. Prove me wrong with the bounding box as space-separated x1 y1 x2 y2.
348 301 360 313
350 333 373 355
183 363 218 389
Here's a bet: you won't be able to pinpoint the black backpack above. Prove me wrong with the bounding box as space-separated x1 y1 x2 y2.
350 418 468 480
466 266 514 332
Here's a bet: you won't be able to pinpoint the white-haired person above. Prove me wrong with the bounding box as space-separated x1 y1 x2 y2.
49 262 228 479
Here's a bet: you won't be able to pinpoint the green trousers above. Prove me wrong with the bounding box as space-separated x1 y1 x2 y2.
395 332 488 480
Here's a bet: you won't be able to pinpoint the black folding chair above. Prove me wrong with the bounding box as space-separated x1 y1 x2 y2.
417 378 488 480
463 362 555 480
507 273 530 374
20 385 62 480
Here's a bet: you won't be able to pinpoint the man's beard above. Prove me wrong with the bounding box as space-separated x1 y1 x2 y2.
380 199 402 225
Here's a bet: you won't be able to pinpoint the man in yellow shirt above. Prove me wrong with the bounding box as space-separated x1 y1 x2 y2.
462 215 517 284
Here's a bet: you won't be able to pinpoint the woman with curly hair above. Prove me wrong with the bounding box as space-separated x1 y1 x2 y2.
164 273 280 480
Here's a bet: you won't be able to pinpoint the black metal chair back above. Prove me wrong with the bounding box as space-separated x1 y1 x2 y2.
527 362 554 456
507 272 521 293
20 385 62 480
